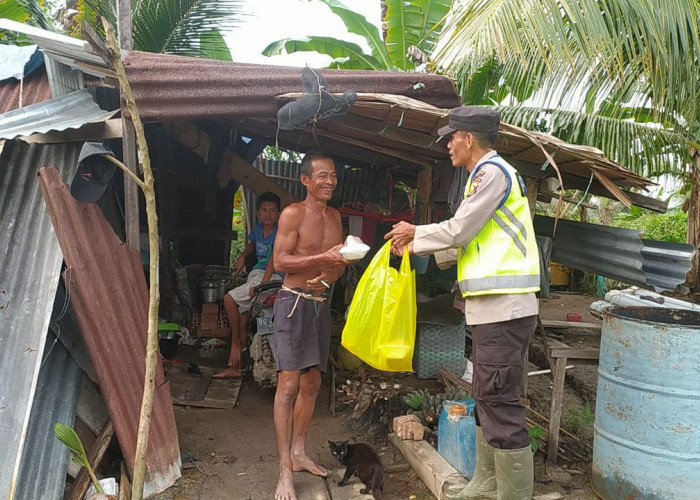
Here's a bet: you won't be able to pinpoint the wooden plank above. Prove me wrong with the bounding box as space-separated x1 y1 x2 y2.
122 120 140 251
69 420 115 500
220 150 294 206
119 461 131 500
388 433 467 498
548 346 599 360
185 375 212 401
541 319 602 330
76 375 109 436
547 357 567 464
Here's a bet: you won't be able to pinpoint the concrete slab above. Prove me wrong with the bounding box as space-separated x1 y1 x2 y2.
325 468 374 500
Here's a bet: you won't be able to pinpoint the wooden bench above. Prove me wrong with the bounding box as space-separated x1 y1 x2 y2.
546 338 599 464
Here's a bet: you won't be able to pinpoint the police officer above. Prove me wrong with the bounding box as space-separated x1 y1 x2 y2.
385 106 539 499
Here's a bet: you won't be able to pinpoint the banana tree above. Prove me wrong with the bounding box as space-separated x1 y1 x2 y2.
432 0 700 288
263 0 452 71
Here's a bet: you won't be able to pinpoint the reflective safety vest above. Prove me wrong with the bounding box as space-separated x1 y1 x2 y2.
457 156 540 297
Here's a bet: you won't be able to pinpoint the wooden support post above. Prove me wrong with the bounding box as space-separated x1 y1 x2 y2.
546 337 599 464
547 357 567 464
117 0 139 251
416 167 432 224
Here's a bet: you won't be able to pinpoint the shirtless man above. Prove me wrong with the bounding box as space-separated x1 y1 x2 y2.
272 150 351 500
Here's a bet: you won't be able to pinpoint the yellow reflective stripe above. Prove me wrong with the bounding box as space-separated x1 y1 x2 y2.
458 274 540 292
492 214 527 256
499 204 528 243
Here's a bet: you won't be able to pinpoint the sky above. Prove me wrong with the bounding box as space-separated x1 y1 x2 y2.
225 0 382 67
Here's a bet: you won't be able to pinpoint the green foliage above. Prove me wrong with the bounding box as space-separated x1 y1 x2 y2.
53 423 104 494
263 0 453 71
230 186 246 263
613 208 688 243
433 0 700 180
402 387 469 427
563 402 595 437
79 0 244 58
528 425 546 453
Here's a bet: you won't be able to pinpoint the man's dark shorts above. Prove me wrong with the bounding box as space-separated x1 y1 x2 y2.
273 288 330 374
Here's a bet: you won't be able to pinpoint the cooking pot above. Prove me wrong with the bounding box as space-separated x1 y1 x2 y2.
200 279 226 303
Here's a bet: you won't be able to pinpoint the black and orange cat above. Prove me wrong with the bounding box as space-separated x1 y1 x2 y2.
328 440 384 499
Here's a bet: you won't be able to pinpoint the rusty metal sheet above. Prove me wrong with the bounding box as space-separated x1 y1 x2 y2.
38 167 181 496
122 50 462 120
0 65 51 114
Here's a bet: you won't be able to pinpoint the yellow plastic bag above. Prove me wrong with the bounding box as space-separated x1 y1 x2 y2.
341 240 416 371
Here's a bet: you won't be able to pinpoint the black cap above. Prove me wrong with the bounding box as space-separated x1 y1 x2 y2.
70 142 116 203
437 106 500 136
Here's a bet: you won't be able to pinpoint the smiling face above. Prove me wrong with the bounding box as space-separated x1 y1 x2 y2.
301 157 337 201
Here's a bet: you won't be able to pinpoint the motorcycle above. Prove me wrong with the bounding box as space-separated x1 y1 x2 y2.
246 281 283 388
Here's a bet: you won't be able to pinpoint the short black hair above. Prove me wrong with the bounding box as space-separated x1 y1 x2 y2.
256 191 281 211
300 150 335 178
472 130 499 148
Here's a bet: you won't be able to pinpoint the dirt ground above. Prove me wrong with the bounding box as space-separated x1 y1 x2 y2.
151 291 602 500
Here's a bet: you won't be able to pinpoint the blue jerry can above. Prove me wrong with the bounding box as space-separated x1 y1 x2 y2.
437 399 477 479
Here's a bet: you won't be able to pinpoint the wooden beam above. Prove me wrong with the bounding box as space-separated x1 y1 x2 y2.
69 420 115 500
218 150 294 206
388 433 467 498
164 121 296 206
122 120 140 251
541 319 602 331
20 118 122 144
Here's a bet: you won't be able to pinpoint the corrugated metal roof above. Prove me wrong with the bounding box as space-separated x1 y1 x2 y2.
0 140 79 499
14 332 81 500
0 19 108 74
535 215 694 291
0 64 52 113
122 50 462 120
642 239 695 291
38 167 181 496
238 94 662 210
0 88 118 140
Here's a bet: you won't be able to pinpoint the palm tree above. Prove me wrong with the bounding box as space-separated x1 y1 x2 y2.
74 0 247 60
0 0 60 43
262 0 452 70
432 0 700 288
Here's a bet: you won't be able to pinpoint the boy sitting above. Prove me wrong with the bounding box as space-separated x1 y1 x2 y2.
214 192 283 378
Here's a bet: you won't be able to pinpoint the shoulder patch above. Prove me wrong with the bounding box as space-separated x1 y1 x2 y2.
465 169 487 199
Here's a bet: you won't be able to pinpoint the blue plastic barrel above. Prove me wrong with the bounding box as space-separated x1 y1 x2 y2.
438 399 476 479
593 306 700 499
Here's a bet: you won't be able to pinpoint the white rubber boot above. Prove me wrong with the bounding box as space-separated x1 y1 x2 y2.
444 426 497 499
493 445 533 500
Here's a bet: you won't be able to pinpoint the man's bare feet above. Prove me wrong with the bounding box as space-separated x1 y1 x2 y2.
292 453 328 477
275 469 296 500
212 366 242 378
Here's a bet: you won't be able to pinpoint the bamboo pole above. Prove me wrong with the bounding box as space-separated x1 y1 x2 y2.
102 20 158 500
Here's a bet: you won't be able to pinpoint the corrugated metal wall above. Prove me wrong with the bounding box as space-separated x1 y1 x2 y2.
0 140 80 498
535 215 694 290
38 166 181 496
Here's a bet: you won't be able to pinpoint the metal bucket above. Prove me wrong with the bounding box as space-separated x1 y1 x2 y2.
593 306 700 499
200 279 226 303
